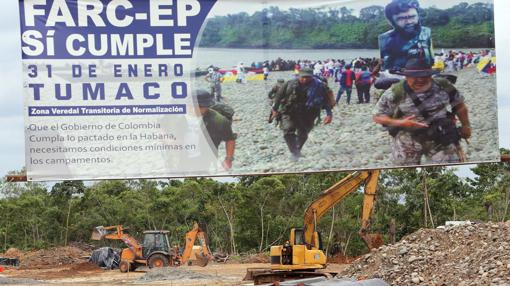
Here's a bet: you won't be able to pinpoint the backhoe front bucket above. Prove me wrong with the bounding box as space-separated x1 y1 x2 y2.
361 233 384 249
91 226 107 240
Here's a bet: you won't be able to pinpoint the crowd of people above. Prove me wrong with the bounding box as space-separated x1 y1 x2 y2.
198 0 496 170
436 49 496 73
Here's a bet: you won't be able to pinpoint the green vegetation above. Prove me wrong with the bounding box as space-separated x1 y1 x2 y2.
199 2 494 49
1 149 508 257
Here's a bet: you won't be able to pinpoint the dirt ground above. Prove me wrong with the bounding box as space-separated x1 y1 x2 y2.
0 262 349 285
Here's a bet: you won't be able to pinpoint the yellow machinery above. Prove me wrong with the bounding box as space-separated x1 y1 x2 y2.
246 170 382 284
91 222 213 272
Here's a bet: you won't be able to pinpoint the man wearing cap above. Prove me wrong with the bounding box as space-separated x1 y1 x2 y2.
272 68 333 160
373 58 471 165
379 0 434 71
195 89 236 169
204 67 224 102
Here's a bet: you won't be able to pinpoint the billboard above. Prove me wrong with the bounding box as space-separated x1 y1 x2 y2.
20 0 499 180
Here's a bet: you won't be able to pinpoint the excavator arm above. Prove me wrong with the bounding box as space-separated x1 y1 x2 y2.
302 170 382 249
91 225 144 258
180 222 213 267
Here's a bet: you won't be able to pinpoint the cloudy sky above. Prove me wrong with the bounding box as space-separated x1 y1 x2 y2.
0 0 507 179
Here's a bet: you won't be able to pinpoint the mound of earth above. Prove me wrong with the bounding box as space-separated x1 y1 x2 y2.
328 253 359 264
17 246 89 269
241 253 270 263
2 248 22 258
341 222 510 285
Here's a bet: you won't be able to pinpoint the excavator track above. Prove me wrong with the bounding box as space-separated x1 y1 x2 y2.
245 268 336 285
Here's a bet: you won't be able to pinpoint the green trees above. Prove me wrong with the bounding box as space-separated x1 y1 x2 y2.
1 153 509 256
199 3 494 49
468 149 510 221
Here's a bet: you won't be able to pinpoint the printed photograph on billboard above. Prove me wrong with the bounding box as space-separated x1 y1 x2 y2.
20 0 499 180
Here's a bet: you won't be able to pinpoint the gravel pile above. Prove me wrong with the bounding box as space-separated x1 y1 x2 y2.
341 222 510 285
136 267 221 283
0 277 42 284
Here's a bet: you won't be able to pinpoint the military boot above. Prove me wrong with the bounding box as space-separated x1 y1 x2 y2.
297 134 308 152
284 134 301 161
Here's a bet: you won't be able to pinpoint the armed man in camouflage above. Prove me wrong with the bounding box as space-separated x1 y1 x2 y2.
195 89 236 170
204 67 224 102
272 68 333 161
268 79 285 101
379 0 434 71
373 58 471 165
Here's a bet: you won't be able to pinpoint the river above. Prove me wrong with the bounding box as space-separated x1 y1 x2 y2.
193 47 380 69
192 47 482 69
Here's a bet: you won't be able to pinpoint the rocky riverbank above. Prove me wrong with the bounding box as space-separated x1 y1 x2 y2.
194 67 499 174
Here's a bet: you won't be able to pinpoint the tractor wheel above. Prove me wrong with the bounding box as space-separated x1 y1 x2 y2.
148 254 169 268
119 261 131 273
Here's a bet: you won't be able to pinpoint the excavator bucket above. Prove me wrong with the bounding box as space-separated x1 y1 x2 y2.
361 233 384 250
91 226 108 240
194 251 211 267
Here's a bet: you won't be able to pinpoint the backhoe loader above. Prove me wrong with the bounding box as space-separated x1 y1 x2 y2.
91 222 213 272
245 170 383 285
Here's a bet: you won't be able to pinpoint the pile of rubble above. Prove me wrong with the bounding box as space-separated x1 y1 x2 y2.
2 248 22 259
1 246 89 269
342 222 510 285
239 253 270 263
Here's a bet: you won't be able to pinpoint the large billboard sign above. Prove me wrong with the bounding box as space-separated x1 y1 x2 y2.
20 0 499 180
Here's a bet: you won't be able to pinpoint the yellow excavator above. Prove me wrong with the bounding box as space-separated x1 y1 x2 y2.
246 170 383 284
91 222 213 272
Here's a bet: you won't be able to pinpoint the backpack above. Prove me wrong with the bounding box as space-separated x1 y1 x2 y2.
313 76 336 109
210 103 235 121
391 77 457 106
357 71 372 85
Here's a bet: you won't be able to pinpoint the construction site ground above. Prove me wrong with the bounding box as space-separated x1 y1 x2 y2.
0 263 349 285
3 222 510 285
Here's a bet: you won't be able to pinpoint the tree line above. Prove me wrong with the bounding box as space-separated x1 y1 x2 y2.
200 2 494 49
1 150 508 257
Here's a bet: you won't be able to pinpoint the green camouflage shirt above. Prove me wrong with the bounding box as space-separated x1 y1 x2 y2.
374 80 465 125
202 109 236 150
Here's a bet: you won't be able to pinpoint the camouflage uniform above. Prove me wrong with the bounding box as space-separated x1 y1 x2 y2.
205 71 223 101
268 81 284 100
273 78 331 156
374 78 464 165
202 109 236 153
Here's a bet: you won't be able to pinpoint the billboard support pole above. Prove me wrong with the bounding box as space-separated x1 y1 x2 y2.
5 175 28 182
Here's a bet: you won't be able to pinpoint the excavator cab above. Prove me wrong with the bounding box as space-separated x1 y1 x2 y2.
270 228 326 270
290 228 323 250
142 231 171 259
